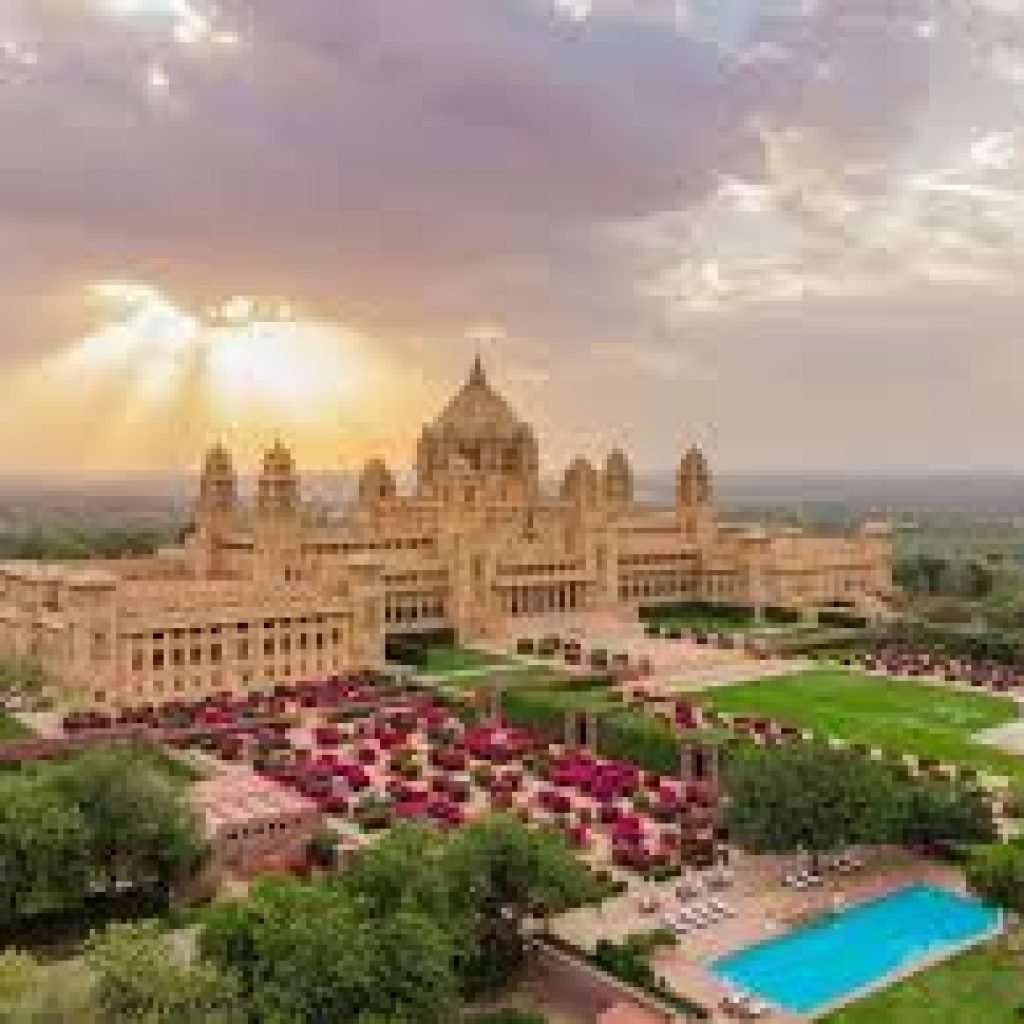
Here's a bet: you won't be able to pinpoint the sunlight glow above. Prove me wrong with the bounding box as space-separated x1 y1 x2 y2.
0 282 429 475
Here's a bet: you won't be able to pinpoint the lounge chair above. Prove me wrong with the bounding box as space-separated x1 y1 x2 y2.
720 992 746 1016
744 997 772 1018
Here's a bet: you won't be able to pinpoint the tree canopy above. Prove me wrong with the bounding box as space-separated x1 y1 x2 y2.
202 817 600 1021
202 872 458 1024
0 746 205 932
724 743 994 858
55 745 206 897
967 838 1024 917
87 922 242 1024
725 744 904 857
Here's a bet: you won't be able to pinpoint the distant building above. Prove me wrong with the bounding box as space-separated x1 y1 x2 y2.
0 358 890 706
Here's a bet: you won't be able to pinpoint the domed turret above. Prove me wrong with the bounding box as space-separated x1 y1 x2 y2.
677 444 714 538
196 442 237 531
561 457 600 507
677 445 712 507
359 457 397 506
257 439 300 519
603 449 633 505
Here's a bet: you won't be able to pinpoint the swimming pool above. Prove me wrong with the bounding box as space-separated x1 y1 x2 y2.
712 884 1000 1016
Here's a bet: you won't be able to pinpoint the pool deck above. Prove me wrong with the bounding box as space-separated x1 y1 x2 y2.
552 850 974 1023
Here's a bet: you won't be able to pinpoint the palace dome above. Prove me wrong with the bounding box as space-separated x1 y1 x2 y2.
430 356 532 441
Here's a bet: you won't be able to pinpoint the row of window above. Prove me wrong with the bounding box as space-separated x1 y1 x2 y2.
309 537 434 555
132 628 344 672
619 552 697 567
95 653 348 702
496 562 582 577
502 586 583 616
384 601 446 624
125 614 343 644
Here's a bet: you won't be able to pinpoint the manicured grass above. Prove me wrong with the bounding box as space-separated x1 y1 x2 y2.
824 932 1024 1024
702 669 1024 783
422 646 516 676
438 665 571 693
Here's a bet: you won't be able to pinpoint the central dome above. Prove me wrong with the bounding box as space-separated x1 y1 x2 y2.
431 355 530 439
417 356 539 502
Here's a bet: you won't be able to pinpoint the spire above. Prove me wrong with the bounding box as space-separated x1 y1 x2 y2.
469 352 486 387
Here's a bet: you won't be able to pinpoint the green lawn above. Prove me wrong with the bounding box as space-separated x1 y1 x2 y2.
422 646 517 676
438 665 572 693
702 669 1024 784
825 933 1023 1023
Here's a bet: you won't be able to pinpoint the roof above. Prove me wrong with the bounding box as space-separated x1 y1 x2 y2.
191 772 317 835
429 356 530 440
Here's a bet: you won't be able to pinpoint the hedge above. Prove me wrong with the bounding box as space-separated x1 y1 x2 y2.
886 621 1024 668
597 711 681 776
639 601 755 626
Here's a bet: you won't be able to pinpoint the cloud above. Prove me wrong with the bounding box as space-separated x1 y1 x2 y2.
640 123 1024 314
0 0 241 104
0 0 1022 473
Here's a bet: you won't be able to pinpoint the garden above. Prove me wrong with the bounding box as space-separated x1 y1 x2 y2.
701 668 1024 785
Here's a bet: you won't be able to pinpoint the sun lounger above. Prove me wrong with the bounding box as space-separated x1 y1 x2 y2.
745 997 772 1018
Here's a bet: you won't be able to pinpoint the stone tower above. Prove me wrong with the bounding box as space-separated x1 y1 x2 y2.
254 440 303 585
677 445 715 540
603 449 634 507
256 440 300 522
194 443 238 576
358 458 398 513
196 443 237 532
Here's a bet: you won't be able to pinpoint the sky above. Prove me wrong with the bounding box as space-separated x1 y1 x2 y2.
0 0 1022 477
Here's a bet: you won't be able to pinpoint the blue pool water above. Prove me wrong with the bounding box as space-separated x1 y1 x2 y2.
712 884 1000 1015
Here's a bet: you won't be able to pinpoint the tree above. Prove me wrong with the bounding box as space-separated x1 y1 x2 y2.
724 744 905 860
55 745 206 898
899 780 996 848
441 816 601 995
0 772 92 927
201 876 458 1024
340 822 449 919
200 818 598 1018
967 839 1024 917
87 922 242 1024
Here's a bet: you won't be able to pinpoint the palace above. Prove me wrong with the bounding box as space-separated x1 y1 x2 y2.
0 358 890 706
